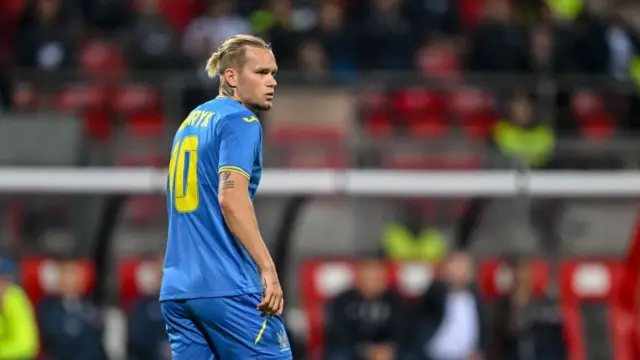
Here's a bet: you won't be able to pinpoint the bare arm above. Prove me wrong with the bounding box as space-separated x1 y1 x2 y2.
218 170 275 272
218 170 283 316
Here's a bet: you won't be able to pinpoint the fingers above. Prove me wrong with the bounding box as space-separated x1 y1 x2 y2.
277 297 284 316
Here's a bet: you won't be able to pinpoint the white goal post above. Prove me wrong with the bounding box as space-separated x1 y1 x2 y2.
0 167 638 196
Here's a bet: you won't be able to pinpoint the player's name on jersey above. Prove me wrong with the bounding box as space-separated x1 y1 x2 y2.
178 110 216 131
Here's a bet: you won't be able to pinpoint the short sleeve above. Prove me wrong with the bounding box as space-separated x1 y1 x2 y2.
217 113 262 180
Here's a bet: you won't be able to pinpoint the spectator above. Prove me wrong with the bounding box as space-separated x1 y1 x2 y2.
182 0 250 62
404 0 461 46
38 259 108 360
325 258 405 360
358 0 413 71
127 256 171 360
80 0 129 33
251 0 299 69
14 0 76 71
307 2 356 79
490 258 566 360
0 257 39 360
297 40 329 82
127 0 180 70
466 0 528 72
381 201 447 264
408 252 486 360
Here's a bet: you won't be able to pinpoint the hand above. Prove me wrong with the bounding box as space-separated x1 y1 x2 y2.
257 269 284 317
467 351 483 360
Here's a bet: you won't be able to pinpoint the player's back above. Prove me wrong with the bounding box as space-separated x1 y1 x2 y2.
160 97 264 301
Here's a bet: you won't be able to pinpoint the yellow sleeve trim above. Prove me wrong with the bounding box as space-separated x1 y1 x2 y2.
218 166 250 180
254 318 268 344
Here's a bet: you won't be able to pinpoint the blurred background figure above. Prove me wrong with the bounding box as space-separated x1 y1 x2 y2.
490 257 566 360
0 256 39 360
382 201 447 264
408 252 486 360
127 255 170 360
38 258 107 360
325 258 405 360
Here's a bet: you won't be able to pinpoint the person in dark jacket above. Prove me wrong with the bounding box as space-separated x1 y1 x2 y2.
37 259 107 360
490 257 566 360
325 258 405 360
408 252 487 360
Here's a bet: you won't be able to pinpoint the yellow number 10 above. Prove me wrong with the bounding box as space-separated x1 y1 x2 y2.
169 136 199 213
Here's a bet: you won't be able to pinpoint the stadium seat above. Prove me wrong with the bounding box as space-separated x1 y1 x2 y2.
559 259 631 360
118 257 162 312
359 89 394 138
449 89 497 139
83 109 113 142
579 114 616 139
56 84 109 113
300 260 436 359
415 42 461 79
79 41 126 79
394 88 443 118
20 257 95 306
407 114 448 139
113 84 160 116
478 258 549 300
570 92 616 139
365 111 394 138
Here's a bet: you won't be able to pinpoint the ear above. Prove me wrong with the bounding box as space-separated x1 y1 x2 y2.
223 68 238 88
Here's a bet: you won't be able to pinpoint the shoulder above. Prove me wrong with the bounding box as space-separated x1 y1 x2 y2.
3 284 33 307
217 109 262 136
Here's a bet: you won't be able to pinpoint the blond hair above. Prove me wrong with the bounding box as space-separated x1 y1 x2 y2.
205 35 270 79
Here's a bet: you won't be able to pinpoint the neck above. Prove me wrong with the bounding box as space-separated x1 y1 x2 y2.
217 90 244 105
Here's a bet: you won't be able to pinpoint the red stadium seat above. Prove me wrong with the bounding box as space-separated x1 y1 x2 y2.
300 260 436 359
559 260 631 360
415 42 461 79
79 41 126 79
114 84 160 115
394 88 443 117
365 111 394 138
57 84 109 112
118 257 162 312
83 109 113 142
449 89 497 139
360 89 394 138
478 258 549 300
580 115 616 139
20 257 95 306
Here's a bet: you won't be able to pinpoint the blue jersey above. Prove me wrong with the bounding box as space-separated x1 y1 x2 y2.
160 97 263 301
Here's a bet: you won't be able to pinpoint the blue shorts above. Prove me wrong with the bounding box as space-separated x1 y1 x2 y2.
161 293 293 360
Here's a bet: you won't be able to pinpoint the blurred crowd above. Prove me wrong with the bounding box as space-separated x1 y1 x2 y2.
0 0 639 136
0 0 639 360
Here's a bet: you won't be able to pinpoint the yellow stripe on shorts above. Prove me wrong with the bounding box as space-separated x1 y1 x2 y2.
254 318 268 344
